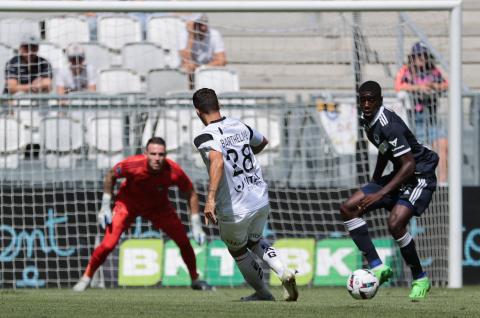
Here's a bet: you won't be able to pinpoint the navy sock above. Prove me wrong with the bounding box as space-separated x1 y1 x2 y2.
397 233 425 280
345 218 381 268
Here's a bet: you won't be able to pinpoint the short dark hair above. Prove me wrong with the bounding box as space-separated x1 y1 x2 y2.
146 137 166 149
359 80 382 97
192 88 220 114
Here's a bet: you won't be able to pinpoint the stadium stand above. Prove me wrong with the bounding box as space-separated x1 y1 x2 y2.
98 68 142 94
45 16 90 48
98 15 142 50
194 66 239 93
121 42 167 77
146 15 185 68
40 116 83 169
87 115 124 169
0 117 26 169
146 68 189 96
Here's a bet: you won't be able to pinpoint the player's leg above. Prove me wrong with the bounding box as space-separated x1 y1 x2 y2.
246 205 298 301
340 185 393 284
152 212 212 290
73 202 133 291
219 217 274 301
393 178 435 300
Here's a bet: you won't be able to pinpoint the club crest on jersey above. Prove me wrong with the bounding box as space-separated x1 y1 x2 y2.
378 140 389 154
374 134 380 144
389 138 398 147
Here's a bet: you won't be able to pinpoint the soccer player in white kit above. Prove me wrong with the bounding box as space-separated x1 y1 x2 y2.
192 88 298 301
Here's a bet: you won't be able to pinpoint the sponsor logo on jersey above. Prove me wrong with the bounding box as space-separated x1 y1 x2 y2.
389 138 398 147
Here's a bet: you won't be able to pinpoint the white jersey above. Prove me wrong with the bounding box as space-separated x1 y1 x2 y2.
194 117 269 217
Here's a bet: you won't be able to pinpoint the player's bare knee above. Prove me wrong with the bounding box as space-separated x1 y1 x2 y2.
340 203 357 220
387 219 404 237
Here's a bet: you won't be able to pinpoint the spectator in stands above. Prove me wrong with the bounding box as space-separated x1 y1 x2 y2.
57 44 96 95
395 41 448 184
4 34 53 94
179 14 226 88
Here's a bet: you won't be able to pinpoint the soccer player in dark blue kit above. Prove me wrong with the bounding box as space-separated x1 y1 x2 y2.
340 81 438 301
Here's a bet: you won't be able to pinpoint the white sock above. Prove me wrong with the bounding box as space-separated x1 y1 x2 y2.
234 251 270 295
250 239 287 278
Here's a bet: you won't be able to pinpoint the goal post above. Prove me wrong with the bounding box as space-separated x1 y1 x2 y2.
0 1 462 288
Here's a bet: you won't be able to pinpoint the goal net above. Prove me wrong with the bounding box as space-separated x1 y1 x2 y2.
0 2 458 289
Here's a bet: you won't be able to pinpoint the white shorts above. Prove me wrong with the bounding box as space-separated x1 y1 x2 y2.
218 204 269 251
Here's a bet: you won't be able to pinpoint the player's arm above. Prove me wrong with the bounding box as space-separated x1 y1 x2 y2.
97 168 118 230
371 152 388 182
204 150 224 225
251 137 268 154
378 152 415 196
185 186 207 244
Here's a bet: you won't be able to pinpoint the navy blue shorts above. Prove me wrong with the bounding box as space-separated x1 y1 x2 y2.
361 173 437 216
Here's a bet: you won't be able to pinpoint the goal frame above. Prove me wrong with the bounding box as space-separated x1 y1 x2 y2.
0 0 463 288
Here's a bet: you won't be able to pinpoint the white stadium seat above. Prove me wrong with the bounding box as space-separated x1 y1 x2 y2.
146 68 189 96
194 67 240 93
0 44 13 92
80 42 113 73
0 117 26 169
45 17 90 48
146 16 185 68
87 116 124 169
0 19 40 48
38 42 69 73
121 42 167 77
98 15 142 50
40 117 83 169
98 68 142 94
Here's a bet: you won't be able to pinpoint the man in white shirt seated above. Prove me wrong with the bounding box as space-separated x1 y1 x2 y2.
178 14 226 88
56 44 96 95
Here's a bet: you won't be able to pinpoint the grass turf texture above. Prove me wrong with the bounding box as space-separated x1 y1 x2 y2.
1 287 479 318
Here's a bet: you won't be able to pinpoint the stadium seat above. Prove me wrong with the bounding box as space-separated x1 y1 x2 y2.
146 16 185 68
45 17 90 48
79 42 114 73
194 66 240 93
152 109 193 156
40 117 83 169
0 19 40 48
38 42 69 74
0 117 26 169
146 68 189 96
98 15 142 50
121 42 167 77
98 68 143 94
87 116 124 169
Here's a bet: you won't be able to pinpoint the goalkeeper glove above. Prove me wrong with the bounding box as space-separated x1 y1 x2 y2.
190 213 206 245
97 193 113 230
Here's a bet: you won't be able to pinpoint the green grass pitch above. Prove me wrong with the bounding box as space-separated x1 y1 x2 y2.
1 287 479 318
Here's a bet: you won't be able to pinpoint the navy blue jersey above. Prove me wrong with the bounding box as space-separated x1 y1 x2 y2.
364 106 438 174
4 55 53 93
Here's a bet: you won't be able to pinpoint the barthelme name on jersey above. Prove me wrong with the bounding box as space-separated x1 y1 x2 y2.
220 131 249 148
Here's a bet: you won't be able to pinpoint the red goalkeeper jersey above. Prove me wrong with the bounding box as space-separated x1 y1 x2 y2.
113 155 193 213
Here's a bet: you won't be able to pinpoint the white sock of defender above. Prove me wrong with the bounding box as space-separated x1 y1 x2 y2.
396 232 413 248
250 239 287 278
234 251 271 296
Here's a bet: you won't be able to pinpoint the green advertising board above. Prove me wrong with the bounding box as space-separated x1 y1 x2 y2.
205 240 244 286
118 239 164 286
313 239 361 286
162 240 207 286
269 239 315 286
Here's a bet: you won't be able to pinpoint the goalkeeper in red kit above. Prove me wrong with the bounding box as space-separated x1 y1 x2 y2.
73 137 213 291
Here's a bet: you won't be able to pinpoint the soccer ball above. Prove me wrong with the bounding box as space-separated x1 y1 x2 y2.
346 269 379 300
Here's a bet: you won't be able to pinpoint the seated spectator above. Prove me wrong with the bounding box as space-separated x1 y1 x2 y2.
178 14 226 87
4 34 53 94
395 41 448 184
56 44 96 95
